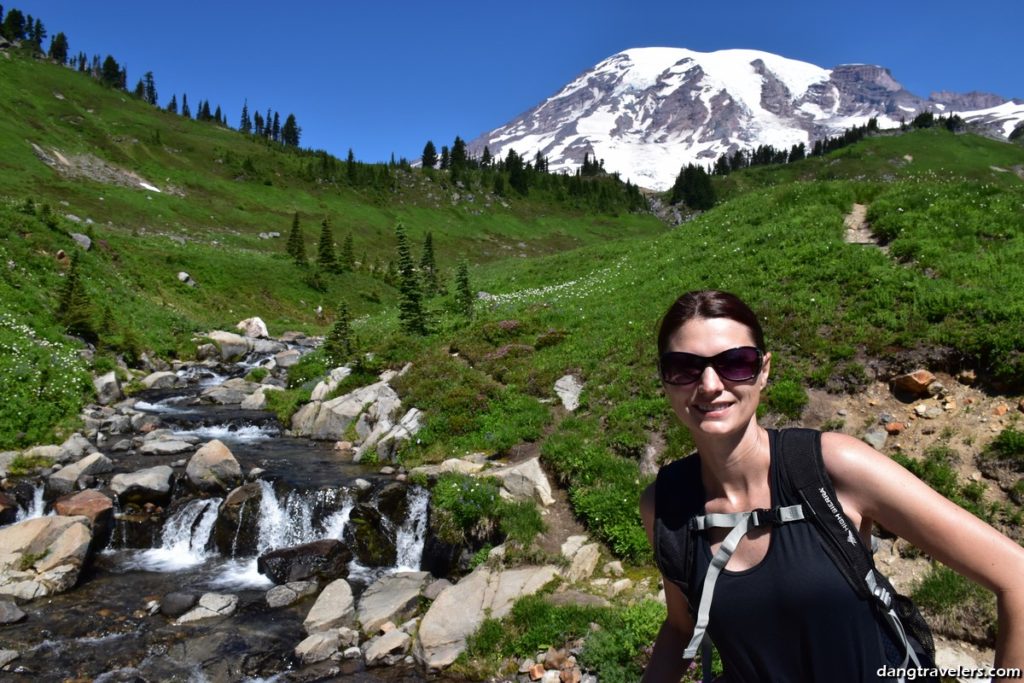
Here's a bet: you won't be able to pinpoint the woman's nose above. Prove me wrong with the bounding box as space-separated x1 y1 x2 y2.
698 364 724 393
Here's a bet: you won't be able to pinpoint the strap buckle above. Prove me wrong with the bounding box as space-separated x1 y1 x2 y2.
749 508 779 527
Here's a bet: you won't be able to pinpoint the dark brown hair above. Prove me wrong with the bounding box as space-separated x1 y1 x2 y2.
657 290 765 355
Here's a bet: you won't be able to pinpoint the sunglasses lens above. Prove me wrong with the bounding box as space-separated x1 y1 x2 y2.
714 347 761 381
660 354 704 384
660 348 761 385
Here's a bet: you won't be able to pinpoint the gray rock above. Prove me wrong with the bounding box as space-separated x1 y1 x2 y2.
70 233 92 251
175 592 238 623
138 439 195 456
200 377 261 405
560 535 588 559
416 565 560 669
274 349 302 368
186 440 242 493
93 371 122 406
177 271 196 287
304 578 355 634
356 571 429 635
110 466 174 502
488 456 555 506
295 631 340 664
48 452 113 494
235 317 269 338
310 367 353 402
422 578 452 601
141 371 179 390
58 433 94 462
365 629 411 666
0 598 26 624
862 426 888 451
0 516 93 601
565 543 601 583
160 591 198 617
554 374 584 411
206 331 251 361
0 650 19 668
266 580 318 609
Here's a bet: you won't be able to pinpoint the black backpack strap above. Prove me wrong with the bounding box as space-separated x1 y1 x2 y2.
775 428 876 601
775 428 936 674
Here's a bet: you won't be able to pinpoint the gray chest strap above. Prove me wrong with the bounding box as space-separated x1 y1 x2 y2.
683 504 806 660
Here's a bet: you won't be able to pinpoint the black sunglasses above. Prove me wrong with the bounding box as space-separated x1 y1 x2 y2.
659 347 764 385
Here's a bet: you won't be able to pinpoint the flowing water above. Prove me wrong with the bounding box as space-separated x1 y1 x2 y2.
2 350 442 682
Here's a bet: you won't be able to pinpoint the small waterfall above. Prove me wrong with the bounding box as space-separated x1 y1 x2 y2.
172 423 278 443
123 498 221 572
394 486 429 571
15 483 47 522
322 496 355 539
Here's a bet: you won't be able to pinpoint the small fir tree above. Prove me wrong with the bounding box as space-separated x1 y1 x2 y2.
165 93 178 114
100 55 120 87
421 140 437 169
240 101 252 133
317 218 336 271
286 213 307 265
339 233 355 273
48 32 68 63
143 71 157 105
281 114 300 147
419 232 438 296
322 303 353 366
57 251 96 341
455 260 473 318
395 224 426 335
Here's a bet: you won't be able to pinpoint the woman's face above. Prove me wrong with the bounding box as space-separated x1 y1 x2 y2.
663 316 771 439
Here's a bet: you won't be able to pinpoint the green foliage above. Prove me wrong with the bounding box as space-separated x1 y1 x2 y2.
911 563 996 645
429 472 545 546
762 377 808 420
244 367 269 382
284 350 329 389
580 600 667 683
892 446 987 520
56 251 96 342
7 452 55 476
395 223 426 334
322 303 353 366
543 418 651 562
419 232 438 296
316 218 336 271
670 163 716 210
286 212 306 265
263 386 311 424
455 259 473 318
0 314 91 449
982 427 1024 469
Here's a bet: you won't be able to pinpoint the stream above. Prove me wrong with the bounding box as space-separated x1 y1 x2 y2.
2 346 447 682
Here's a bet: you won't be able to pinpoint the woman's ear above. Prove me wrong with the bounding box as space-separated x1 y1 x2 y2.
760 352 771 389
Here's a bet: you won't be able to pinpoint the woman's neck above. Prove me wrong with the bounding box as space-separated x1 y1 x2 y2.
695 420 770 501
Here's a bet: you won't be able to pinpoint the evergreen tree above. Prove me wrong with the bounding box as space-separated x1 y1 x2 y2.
346 149 357 184
240 101 252 133
143 71 157 105
450 136 468 171
48 31 68 63
481 145 492 168
421 140 437 169
395 224 426 335
271 112 281 142
286 212 306 265
455 259 473 318
30 17 44 50
181 93 191 118
339 233 355 273
57 251 96 341
1 8 24 41
419 232 438 296
322 303 353 366
165 93 178 114
199 100 211 121
214 104 222 125
281 114 300 147
132 79 145 98
264 108 272 138
100 55 121 87
439 145 450 170
670 164 716 210
254 111 264 136
317 218 336 271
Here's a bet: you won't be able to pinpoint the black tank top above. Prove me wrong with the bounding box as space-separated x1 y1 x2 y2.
691 430 892 682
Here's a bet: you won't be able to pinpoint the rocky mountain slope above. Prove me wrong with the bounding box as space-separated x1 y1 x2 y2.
469 47 1024 190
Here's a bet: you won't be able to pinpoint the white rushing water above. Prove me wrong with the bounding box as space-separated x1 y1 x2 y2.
134 397 190 413
121 498 221 572
171 423 278 443
394 486 429 571
15 483 48 522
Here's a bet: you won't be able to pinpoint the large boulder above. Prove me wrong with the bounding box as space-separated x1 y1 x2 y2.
213 482 263 555
303 578 355 634
110 465 174 506
0 515 93 601
274 349 302 368
365 629 412 666
141 371 180 390
416 565 560 669
293 381 400 441
240 385 282 410
295 630 341 665
257 539 352 584
236 317 269 339
200 377 261 405
93 371 122 405
0 492 17 526
186 440 242 493
487 457 555 506
310 367 353 402
356 571 429 635
48 452 113 494
364 407 423 462
58 433 95 463
54 489 114 528
205 331 252 361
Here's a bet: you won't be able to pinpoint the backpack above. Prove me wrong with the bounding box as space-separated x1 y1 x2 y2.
652 428 935 681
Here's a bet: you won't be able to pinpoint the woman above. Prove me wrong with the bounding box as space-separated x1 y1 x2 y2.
640 289 1024 682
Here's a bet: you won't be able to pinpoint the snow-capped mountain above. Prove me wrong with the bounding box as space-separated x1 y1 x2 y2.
468 48 1024 191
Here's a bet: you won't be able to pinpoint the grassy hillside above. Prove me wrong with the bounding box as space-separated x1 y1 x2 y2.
0 49 664 448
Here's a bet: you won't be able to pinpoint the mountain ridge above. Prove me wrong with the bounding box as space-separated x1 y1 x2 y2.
469 47 1024 190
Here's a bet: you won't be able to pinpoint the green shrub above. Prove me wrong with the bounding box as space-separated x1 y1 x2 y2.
263 387 312 424
499 500 546 545
983 427 1024 469
245 367 269 382
911 563 996 645
762 377 808 420
430 473 547 547
580 600 666 683
7 453 55 476
285 350 329 389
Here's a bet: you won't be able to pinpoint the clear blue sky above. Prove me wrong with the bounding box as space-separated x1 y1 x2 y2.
12 0 1024 163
